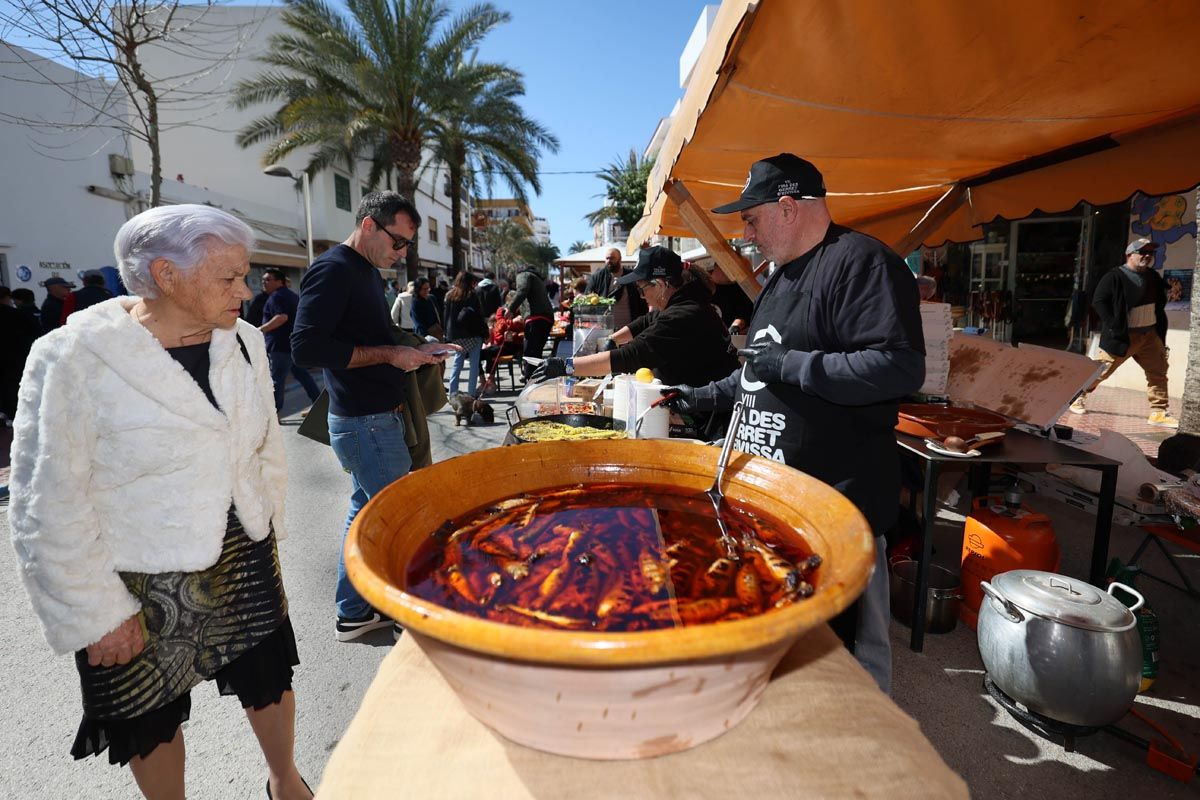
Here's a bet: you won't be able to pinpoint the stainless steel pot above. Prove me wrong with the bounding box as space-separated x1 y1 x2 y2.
977 570 1143 727
890 558 962 634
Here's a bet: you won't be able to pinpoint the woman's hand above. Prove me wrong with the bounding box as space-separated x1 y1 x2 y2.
86 615 145 668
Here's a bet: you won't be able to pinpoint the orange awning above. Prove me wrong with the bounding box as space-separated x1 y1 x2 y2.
632 0 1200 250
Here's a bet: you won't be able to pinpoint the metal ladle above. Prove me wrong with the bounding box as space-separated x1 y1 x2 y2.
705 399 746 560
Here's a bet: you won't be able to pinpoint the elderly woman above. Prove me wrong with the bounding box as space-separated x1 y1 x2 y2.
9 205 311 799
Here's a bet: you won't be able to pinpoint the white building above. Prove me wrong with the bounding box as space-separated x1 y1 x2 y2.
0 43 133 302
533 216 551 245
127 4 466 283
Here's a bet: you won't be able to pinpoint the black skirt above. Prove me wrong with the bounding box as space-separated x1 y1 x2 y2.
71 507 298 766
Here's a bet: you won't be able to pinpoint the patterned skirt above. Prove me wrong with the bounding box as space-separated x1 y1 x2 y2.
74 507 289 724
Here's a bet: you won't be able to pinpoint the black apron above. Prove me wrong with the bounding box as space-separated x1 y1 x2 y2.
735 244 901 649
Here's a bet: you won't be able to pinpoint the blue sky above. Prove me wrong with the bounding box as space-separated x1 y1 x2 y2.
454 0 705 251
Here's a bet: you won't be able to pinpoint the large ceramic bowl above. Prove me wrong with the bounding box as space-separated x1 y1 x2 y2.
345 440 873 759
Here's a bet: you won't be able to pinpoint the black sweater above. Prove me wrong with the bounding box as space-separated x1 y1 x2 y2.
1091 265 1167 358
291 244 406 416
608 280 739 387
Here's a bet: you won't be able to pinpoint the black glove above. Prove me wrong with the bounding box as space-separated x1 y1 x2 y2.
737 340 790 384
660 385 715 414
530 357 570 382
603 337 618 352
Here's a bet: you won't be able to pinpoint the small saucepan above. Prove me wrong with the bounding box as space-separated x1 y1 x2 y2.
889 558 963 634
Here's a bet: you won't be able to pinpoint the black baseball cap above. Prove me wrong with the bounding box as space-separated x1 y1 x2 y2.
41 276 76 288
711 153 826 214
615 246 683 286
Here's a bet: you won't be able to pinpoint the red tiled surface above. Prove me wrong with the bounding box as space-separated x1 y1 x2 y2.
1056 384 1183 459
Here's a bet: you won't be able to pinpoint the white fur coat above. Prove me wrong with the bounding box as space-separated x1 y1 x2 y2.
8 297 288 654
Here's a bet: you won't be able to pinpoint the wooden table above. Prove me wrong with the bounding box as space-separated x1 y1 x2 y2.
897 428 1120 652
317 626 967 799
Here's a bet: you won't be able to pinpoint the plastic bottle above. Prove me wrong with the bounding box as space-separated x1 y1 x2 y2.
1106 559 1160 693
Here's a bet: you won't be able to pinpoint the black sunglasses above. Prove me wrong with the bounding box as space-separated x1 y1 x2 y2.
373 218 417 251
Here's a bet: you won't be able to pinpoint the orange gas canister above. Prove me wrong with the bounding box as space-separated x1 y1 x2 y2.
960 490 1060 629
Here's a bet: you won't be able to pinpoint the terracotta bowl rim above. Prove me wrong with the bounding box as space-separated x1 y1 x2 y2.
344 440 874 667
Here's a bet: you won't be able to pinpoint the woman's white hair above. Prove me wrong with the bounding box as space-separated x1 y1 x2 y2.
114 204 255 299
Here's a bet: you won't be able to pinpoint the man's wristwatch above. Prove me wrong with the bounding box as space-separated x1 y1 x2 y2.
564 357 575 376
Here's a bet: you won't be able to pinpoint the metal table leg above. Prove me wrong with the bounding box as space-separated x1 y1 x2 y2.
910 460 939 652
1090 465 1119 585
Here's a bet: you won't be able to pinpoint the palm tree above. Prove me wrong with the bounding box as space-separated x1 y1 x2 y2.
481 220 531 279
433 61 558 274
585 149 655 235
233 0 511 281
522 241 560 272
568 240 590 254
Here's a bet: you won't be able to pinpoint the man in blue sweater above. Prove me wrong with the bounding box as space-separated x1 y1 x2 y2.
292 192 455 641
665 154 925 693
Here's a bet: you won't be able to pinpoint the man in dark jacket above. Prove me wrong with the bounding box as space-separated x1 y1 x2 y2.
38 276 74 334
504 266 554 377
664 154 925 694
1070 237 1176 426
585 247 647 329
476 277 502 319
62 270 114 320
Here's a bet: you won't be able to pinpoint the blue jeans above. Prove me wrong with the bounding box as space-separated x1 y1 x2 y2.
328 411 412 619
448 341 482 396
268 351 321 411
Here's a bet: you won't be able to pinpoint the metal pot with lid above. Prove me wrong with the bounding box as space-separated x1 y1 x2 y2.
977 569 1144 727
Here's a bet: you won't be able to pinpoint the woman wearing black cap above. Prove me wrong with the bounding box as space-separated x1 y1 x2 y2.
531 246 738 389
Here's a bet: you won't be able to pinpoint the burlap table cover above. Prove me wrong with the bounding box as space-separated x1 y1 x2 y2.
317 624 968 798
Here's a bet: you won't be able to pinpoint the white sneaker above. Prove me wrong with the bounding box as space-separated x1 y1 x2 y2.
1068 397 1086 415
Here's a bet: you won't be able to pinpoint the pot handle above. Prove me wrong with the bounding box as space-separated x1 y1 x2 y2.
980 581 1024 623
1107 581 1145 613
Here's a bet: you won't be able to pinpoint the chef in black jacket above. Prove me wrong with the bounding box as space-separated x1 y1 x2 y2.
665 154 925 694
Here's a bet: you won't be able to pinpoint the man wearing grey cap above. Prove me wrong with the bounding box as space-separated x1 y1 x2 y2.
38 276 75 334
1069 237 1176 426
663 153 926 694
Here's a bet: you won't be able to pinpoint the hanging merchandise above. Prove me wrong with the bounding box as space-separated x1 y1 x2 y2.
1106 559 1160 693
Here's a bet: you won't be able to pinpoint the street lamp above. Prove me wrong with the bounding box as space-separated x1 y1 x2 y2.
263 164 314 264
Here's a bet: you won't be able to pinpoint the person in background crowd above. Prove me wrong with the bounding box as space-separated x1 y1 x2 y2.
476 276 502 320
60 270 115 323
431 278 449 312
443 271 488 397
533 247 738 390
8 204 311 799
916 275 938 301
38 276 75 334
664 154 925 695
504 264 553 378
259 267 322 415
709 263 754 334
291 191 454 642
383 278 398 311
1 286 42 422
245 283 269 325
11 287 41 334
545 277 560 302
411 277 442 340
1070 237 1177 427
391 280 416 331
481 306 525 381
585 247 647 331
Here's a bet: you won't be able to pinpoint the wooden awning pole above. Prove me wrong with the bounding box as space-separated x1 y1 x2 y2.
890 183 967 258
665 178 760 300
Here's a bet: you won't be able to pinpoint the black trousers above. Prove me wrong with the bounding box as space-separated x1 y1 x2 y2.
522 318 552 378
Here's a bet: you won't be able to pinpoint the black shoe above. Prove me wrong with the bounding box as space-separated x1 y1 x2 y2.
335 610 393 642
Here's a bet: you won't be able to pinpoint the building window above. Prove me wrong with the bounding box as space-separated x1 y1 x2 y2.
428 217 439 244
334 174 351 212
